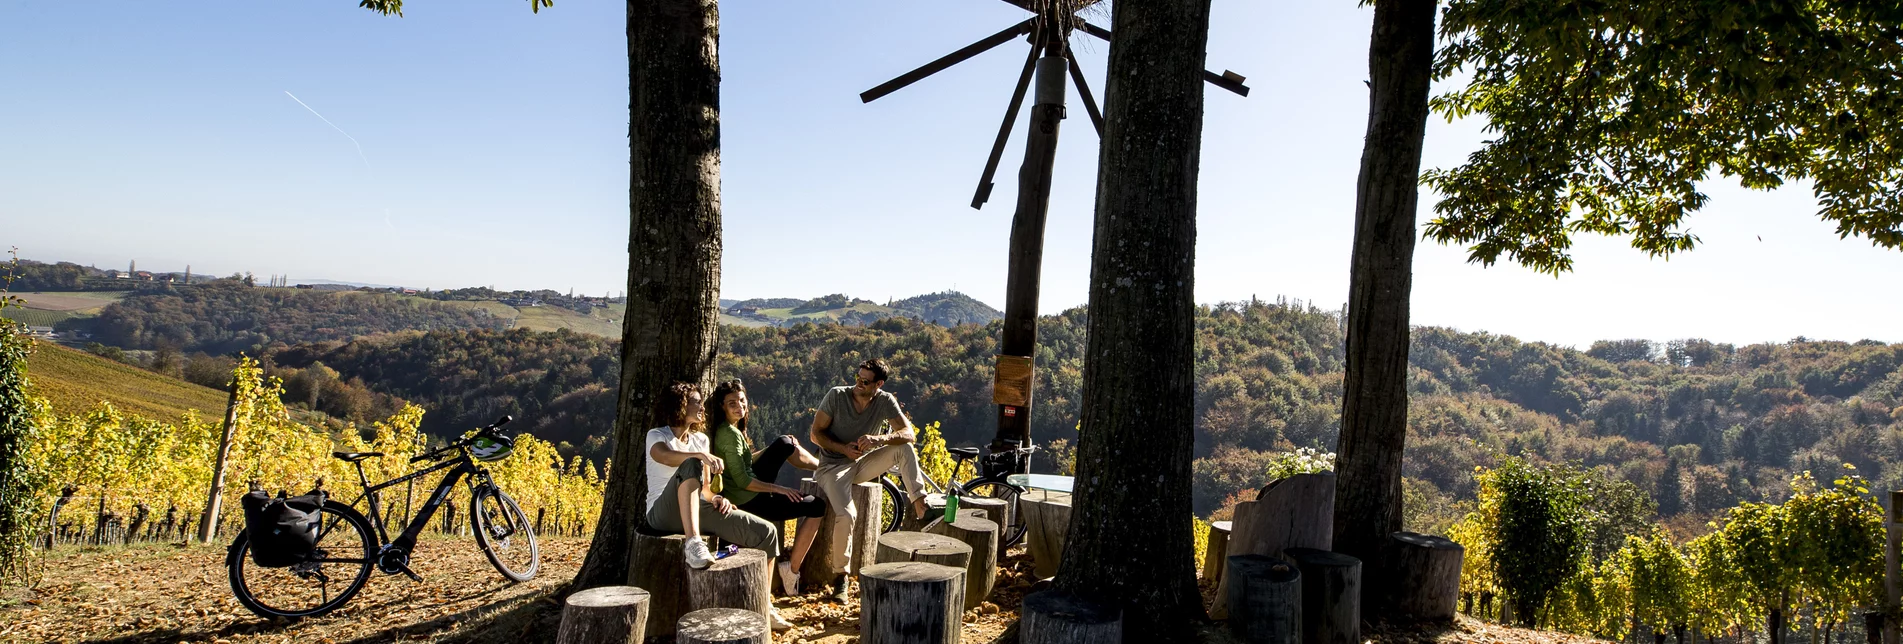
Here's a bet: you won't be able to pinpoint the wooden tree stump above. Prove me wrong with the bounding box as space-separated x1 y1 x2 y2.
926 509 998 609
1202 520 1232 585
675 607 768 644
1212 472 1334 619
556 586 650 644
797 477 838 591
1019 489 1072 579
858 562 965 644
1225 554 1301 644
1381 531 1463 621
1021 589 1122 644
851 481 885 575
959 495 1009 558
628 530 692 640
687 548 770 617
1284 547 1361 644
875 531 973 570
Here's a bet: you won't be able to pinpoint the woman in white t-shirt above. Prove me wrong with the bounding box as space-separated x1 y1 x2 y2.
643 381 790 630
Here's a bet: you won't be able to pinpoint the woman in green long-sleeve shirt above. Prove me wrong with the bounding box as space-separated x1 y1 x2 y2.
709 379 827 597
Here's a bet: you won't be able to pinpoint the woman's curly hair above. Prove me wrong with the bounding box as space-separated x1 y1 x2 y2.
657 381 703 430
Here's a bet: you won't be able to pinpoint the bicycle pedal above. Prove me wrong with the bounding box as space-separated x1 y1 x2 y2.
396 564 423 582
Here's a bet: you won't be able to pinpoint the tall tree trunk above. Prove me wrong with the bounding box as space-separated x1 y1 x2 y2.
1330 0 1436 612
572 0 723 590
1051 0 1210 640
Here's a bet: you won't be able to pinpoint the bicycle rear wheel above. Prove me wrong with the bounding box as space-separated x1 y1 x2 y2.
877 475 905 533
227 503 376 619
961 478 1027 548
472 486 539 582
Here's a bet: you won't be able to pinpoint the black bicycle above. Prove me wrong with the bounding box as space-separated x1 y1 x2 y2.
225 415 539 619
878 441 1037 547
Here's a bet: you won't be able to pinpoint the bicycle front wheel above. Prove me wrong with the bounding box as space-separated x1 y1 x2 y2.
961 478 1027 548
472 486 539 582
227 503 376 620
877 475 905 533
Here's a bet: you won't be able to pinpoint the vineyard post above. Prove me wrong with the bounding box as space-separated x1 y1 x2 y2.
196 379 242 543
1886 490 1900 644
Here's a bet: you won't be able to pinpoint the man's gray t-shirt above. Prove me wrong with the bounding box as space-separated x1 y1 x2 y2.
816 386 903 466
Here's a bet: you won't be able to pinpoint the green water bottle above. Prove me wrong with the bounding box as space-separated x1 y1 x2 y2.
943 492 959 524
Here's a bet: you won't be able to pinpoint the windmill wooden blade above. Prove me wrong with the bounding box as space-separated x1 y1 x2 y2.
1066 54 1104 137
972 43 1044 209
861 19 1035 103
1078 22 1250 96
995 0 1103 13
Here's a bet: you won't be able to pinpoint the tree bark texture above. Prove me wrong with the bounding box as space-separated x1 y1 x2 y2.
859 562 966 644
574 0 724 592
1053 0 1212 641
556 586 651 644
928 508 999 609
1212 472 1334 619
627 531 693 640
852 481 885 575
1021 589 1123 644
958 495 1009 559
1021 489 1072 579
675 607 767 644
686 547 770 617
1381 531 1463 621
1224 554 1301 644
1284 547 1362 644
1332 0 1437 611
798 478 839 590
876 531 973 570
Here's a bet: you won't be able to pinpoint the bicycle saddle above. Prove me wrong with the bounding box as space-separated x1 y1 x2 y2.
948 447 981 460
331 451 385 463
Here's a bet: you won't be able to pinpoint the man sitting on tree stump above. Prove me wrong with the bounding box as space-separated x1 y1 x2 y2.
809 358 930 602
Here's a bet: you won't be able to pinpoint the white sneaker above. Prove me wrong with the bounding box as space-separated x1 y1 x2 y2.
684 538 716 569
777 560 800 596
770 609 795 632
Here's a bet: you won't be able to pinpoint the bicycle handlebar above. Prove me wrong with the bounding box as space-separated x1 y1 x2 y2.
407 415 517 463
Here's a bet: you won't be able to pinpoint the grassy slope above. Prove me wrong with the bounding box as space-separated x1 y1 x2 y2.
24 340 229 421
2 290 126 327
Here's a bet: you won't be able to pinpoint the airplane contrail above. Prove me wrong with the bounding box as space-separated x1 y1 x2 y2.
284 90 372 173
285 90 394 229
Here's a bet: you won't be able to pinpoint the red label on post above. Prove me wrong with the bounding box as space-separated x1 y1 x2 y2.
1003 406 1017 417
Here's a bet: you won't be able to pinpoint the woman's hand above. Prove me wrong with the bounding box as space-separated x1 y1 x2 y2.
698 452 726 475
775 485 803 502
710 495 735 515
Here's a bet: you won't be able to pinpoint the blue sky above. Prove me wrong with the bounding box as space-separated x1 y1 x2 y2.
3 1 1898 348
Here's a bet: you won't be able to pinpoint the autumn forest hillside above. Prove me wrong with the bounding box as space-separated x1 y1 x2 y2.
222 298 1903 535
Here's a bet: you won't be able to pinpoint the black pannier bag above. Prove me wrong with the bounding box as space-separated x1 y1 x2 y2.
240 489 326 568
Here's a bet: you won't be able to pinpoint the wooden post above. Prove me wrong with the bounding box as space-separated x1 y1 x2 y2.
927 508 999 609
556 586 650 644
1020 489 1071 579
992 46 1071 454
1886 490 1900 644
1285 548 1362 644
1202 520 1232 585
797 477 839 591
196 381 242 543
1021 589 1122 644
1381 531 1462 621
876 531 973 570
852 482 885 575
1212 472 1335 619
628 531 693 640
859 561 965 644
960 495 1009 558
686 548 771 617
1225 554 1301 644
675 607 768 644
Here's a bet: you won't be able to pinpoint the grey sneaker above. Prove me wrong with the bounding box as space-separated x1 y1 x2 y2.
777 560 800 596
829 576 850 603
684 538 716 570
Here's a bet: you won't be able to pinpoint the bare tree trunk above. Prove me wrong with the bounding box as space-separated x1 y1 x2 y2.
571 0 723 590
1330 0 1436 613
197 381 242 543
1051 0 1211 640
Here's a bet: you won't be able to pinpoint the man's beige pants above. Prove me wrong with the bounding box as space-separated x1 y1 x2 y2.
813 443 928 574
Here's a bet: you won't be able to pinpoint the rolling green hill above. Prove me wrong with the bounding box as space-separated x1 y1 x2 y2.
24 339 229 420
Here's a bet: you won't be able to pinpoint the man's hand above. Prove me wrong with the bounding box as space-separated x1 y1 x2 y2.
711 495 735 515
854 434 887 452
841 442 867 460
